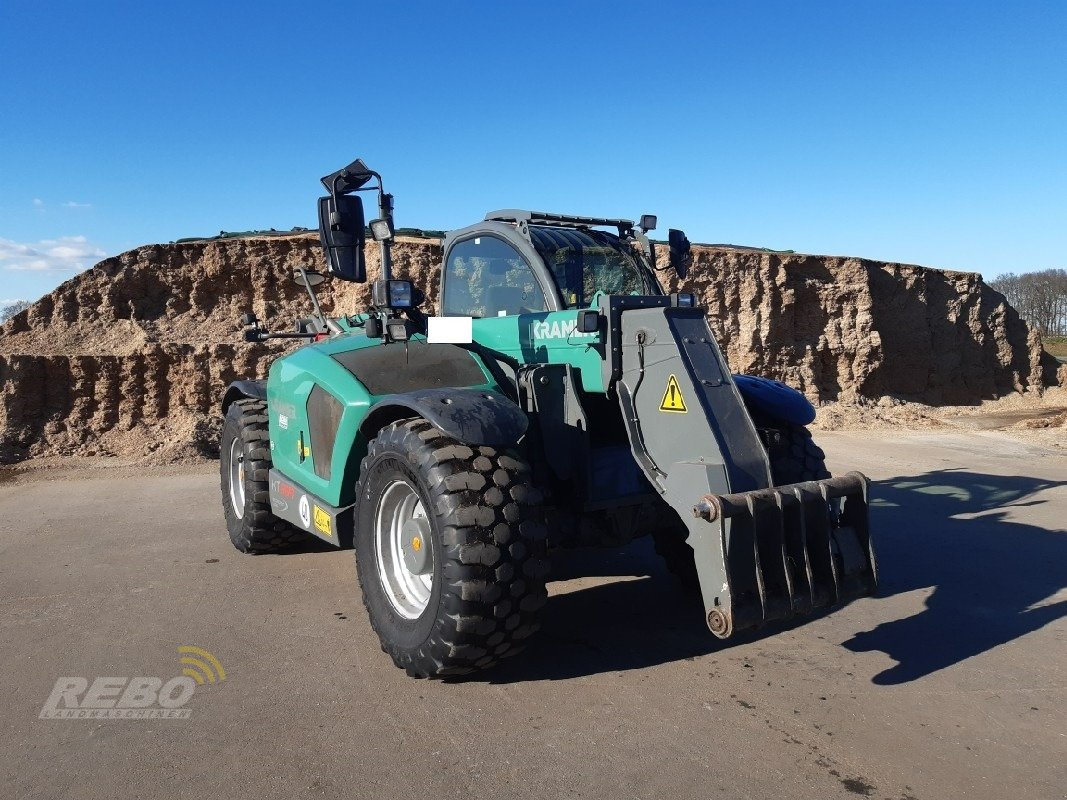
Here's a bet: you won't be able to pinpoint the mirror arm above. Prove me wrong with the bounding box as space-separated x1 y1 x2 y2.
296 267 329 330
329 175 345 230
378 191 394 282
243 327 315 342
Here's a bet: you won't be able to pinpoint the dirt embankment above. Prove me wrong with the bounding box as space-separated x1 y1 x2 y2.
0 233 1062 463
657 248 1060 405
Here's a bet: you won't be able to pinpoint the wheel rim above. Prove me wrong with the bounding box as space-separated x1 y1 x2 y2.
374 479 432 619
227 437 246 519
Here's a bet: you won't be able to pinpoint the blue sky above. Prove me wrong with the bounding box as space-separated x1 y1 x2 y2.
1 1 1065 304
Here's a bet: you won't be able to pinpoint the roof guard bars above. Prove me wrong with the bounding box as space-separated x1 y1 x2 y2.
484 209 635 236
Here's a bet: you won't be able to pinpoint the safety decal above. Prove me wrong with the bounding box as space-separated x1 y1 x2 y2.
659 374 688 413
298 495 311 529
313 505 332 537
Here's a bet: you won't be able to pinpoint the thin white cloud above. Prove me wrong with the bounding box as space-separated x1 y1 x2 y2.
47 246 87 258
63 201 92 209
0 235 106 272
0 240 37 257
32 198 44 208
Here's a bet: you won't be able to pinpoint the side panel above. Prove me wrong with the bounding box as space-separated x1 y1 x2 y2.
267 343 375 507
267 335 498 507
472 310 607 393
268 468 353 547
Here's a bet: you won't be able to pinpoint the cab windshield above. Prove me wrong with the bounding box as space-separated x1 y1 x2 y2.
529 226 658 308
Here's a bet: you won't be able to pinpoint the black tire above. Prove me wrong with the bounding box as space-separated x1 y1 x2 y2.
769 423 830 486
354 418 550 678
652 423 828 588
220 399 307 554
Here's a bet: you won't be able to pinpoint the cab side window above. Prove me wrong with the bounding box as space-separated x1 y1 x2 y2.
442 236 548 317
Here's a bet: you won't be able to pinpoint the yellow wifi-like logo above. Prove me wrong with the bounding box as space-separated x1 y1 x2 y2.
178 646 227 685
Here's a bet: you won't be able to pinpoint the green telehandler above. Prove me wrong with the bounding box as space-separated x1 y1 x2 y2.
220 158 877 677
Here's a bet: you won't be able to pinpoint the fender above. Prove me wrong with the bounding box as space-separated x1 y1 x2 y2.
733 374 816 427
221 379 267 414
359 388 528 447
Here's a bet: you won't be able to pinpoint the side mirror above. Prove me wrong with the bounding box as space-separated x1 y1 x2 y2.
292 269 326 288
668 228 691 280
318 193 366 282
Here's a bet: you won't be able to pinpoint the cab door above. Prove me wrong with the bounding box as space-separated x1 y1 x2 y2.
440 233 605 392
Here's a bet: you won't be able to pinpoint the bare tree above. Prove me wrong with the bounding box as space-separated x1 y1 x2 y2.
0 299 32 324
990 269 1067 336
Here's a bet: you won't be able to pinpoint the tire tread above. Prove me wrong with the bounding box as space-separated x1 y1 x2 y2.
354 419 549 678
220 399 306 554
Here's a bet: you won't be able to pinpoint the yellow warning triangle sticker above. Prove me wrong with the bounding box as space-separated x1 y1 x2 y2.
660 374 688 413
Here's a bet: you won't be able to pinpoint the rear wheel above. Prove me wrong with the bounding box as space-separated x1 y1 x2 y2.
220 399 306 553
354 418 550 677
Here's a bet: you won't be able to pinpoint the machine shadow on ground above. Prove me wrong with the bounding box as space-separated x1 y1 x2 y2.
842 469 1067 684
483 468 1067 684
263 466 1067 684
484 536 724 683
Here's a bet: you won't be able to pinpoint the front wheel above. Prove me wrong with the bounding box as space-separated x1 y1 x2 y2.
354 419 550 678
767 423 830 486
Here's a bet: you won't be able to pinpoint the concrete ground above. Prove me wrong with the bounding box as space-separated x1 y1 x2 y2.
1 430 1064 800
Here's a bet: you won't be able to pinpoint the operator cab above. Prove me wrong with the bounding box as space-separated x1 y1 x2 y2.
441 210 689 319
529 226 659 308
